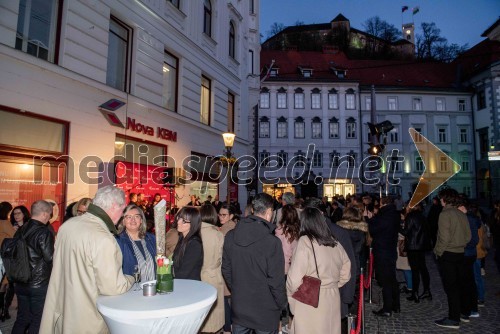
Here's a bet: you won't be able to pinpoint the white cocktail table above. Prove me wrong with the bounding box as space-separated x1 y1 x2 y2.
97 279 217 334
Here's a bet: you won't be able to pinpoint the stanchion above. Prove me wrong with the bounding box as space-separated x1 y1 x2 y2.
366 248 373 304
347 313 356 334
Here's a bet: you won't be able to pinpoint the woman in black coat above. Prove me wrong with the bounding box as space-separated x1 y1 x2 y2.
172 207 203 280
403 203 432 302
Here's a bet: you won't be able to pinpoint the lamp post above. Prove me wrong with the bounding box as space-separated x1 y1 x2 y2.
222 132 236 204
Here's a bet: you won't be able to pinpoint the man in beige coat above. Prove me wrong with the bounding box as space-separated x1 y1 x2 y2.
40 186 134 334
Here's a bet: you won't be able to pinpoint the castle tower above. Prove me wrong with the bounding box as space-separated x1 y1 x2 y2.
402 23 415 44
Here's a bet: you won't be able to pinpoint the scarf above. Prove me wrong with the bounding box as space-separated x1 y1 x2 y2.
87 203 118 235
126 231 155 282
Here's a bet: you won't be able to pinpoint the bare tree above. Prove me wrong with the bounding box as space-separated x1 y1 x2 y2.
416 22 467 61
363 16 400 43
267 22 285 39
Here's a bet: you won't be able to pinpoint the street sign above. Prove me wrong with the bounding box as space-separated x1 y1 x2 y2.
488 151 500 161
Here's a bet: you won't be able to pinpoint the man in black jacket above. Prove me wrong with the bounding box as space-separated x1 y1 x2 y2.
12 200 55 334
222 193 286 334
366 196 401 317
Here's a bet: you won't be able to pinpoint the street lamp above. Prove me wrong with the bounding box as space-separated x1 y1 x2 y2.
367 120 394 197
222 132 236 204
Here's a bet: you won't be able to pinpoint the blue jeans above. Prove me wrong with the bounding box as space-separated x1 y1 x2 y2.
473 259 485 301
232 324 278 334
12 284 48 334
403 269 413 290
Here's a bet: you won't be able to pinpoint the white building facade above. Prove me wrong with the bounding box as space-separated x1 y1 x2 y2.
0 0 260 216
259 50 475 202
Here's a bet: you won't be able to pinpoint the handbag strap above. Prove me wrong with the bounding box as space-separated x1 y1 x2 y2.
310 238 320 279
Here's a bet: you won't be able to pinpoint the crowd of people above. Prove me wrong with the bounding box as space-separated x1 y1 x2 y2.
0 186 499 333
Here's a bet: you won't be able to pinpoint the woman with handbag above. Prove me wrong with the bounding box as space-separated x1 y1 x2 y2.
286 207 351 334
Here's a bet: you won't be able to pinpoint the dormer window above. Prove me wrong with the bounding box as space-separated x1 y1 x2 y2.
298 66 313 78
331 67 346 79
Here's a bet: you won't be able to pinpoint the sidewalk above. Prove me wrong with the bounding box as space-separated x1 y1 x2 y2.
1 253 499 333
364 253 500 334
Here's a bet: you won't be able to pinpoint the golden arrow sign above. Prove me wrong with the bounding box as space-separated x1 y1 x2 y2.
408 128 461 208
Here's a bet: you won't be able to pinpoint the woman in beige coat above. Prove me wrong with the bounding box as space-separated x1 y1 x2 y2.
287 207 351 334
199 204 225 333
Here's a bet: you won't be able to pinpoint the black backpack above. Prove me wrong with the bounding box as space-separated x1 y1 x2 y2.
1 227 36 283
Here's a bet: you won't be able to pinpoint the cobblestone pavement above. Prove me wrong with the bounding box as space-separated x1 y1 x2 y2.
0 254 498 334
363 253 500 334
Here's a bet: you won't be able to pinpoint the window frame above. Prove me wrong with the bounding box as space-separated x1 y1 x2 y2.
311 92 321 109
311 119 322 139
200 75 211 125
459 127 468 143
329 121 339 139
345 93 355 110
277 91 287 109
162 50 178 112
415 156 424 172
15 0 61 63
312 151 323 168
388 97 398 111
229 21 236 59
437 126 447 143
260 91 270 109
436 97 446 111
346 120 356 139
458 98 466 111
259 120 270 138
277 118 288 138
106 16 132 92
294 119 305 139
328 92 339 109
412 97 422 111
227 92 235 132
203 0 212 37
294 92 305 109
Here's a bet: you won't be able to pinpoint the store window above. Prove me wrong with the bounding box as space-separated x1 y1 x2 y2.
0 108 68 223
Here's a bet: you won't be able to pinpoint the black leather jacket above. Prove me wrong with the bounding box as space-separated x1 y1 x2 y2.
16 219 55 288
403 211 432 251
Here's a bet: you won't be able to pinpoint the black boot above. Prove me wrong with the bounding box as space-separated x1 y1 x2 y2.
419 290 432 301
407 293 420 303
0 291 5 322
2 284 13 320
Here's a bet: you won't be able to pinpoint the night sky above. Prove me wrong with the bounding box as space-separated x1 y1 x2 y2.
260 0 500 48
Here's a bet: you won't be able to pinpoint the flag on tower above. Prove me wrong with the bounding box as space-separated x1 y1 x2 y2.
412 6 420 15
402 5 409 12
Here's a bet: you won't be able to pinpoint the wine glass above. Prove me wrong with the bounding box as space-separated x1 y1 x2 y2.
133 265 141 291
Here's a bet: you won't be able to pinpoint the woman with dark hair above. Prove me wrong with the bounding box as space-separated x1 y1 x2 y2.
218 203 237 235
337 207 368 276
199 204 224 333
10 205 30 230
172 207 203 280
116 204 157 281
275 204 301 333
286 207 351 334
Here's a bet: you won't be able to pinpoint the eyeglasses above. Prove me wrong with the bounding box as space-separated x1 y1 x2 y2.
177 217 191 225
124 214 142 221
218 213 229 217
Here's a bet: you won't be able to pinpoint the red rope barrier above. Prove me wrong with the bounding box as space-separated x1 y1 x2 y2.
351 271 364 334
363 252 374 289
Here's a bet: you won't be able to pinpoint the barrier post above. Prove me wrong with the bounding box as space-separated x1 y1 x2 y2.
368 248 373 304
347 313 356 334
